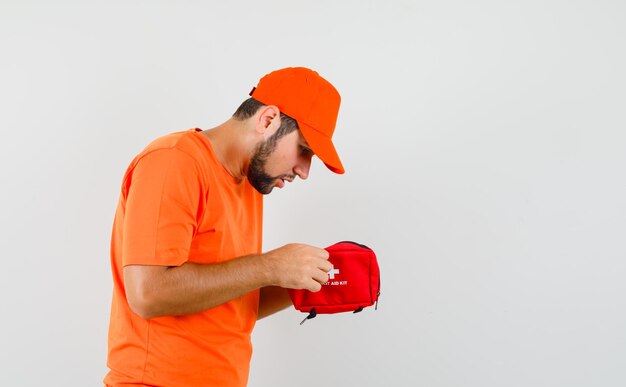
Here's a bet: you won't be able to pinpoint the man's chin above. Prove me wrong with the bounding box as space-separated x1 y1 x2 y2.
247 170 279 195
261 186 275 195
250 181 275 195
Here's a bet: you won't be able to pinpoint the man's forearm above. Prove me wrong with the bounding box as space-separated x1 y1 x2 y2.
257 286 292 320
124 255 271 319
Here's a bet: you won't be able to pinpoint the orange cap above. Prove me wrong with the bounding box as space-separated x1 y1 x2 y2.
250 67 345 174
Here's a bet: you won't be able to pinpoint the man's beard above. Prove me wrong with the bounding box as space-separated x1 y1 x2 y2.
247 136 294 195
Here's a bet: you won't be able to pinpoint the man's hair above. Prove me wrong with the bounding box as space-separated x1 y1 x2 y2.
233 97 299 140
233 97 265 120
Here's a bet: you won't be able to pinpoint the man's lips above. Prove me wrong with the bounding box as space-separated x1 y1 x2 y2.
275 176 295 188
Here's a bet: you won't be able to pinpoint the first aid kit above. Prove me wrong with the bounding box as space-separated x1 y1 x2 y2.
288 241 381 324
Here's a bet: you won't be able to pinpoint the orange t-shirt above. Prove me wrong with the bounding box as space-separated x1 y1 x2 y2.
104 129 263 387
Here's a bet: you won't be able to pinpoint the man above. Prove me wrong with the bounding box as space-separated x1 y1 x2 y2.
104 67 345 386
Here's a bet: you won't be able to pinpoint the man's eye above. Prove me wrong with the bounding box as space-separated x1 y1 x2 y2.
300 146 313 155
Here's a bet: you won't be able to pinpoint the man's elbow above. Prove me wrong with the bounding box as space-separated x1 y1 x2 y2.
123 264 171 319
126 284 162 319
123 270 164 319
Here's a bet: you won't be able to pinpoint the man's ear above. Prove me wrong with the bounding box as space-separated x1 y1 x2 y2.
255 105 281 138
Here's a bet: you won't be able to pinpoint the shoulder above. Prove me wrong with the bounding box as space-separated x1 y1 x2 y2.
122 130 205 183
132 129 205 165
142 129 202 156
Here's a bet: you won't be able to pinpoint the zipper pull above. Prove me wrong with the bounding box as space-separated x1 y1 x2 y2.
299 309 317 325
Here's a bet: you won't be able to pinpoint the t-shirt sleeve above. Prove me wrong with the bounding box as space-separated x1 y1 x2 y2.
122 148 202 267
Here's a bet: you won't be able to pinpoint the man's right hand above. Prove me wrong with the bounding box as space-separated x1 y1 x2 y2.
261 244 332 292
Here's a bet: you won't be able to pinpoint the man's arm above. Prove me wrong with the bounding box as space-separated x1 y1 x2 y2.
257 286 292 320
124 243 330 319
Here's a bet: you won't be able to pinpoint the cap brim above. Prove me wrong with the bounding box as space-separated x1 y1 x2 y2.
299 122 345 174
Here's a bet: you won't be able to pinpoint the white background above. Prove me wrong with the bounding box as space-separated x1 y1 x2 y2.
1 1 625 386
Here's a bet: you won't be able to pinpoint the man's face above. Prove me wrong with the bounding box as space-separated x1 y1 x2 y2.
247 129 314 195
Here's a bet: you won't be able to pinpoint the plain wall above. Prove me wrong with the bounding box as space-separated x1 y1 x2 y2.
1 1 625 386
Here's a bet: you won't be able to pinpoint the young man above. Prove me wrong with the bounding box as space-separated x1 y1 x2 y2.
104 67 345 386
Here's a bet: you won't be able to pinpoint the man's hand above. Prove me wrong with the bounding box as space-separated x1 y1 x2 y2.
261 243 332 292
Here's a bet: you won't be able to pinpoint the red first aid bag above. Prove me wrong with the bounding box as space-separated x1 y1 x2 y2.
288 241 381 324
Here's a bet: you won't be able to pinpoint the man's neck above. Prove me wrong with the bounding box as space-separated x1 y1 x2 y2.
200 119 252 182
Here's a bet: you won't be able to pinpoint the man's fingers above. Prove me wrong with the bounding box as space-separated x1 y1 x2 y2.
308 281 323 292
313 257 332 286
319 260 332 273
312 269 329 285
265 244 332 290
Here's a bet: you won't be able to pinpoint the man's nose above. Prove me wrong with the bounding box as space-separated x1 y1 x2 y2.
294 155 312 180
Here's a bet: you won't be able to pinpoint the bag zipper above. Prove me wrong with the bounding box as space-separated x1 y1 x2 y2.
335 240 371 250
